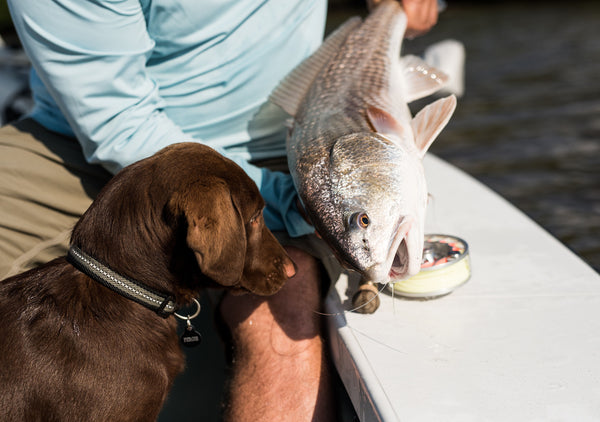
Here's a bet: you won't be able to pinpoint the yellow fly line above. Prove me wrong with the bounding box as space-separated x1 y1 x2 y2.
389 234 471 298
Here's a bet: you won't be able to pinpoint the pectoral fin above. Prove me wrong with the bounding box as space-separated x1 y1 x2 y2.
366 105 410 141
411 95 457 158
401 55 449 103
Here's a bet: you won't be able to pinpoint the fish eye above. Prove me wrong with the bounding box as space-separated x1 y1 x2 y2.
359 213 369 228
349 212 370 229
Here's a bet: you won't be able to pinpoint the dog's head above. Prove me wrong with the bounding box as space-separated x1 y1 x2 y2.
71 143 296 298
168 172 296 296
163 143 297 296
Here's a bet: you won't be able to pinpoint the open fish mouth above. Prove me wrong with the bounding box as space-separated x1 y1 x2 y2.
387 216 420 281
389 238 409 280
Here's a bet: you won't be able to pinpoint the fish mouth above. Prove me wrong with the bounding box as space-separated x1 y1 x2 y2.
388 217 421 281
390 238 409 279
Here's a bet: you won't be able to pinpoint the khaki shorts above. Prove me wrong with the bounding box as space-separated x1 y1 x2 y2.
0 119 112 278
0 119 342 286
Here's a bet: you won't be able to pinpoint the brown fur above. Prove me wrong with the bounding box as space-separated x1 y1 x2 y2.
0 143 295 421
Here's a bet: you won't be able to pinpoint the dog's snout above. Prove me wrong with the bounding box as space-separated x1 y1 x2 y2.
283 257 296 279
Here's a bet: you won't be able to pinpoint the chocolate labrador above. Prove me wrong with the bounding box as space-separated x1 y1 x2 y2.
0 142 296 421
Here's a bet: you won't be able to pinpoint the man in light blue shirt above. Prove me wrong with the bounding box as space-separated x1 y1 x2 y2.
2 0 440 419
11 0 325 237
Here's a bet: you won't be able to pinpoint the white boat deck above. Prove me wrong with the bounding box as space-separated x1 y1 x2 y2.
326 154 600 421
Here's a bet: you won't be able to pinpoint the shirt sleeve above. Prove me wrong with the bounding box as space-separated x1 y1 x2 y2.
243 164 315 238
8 0 189 174
7 0 314 237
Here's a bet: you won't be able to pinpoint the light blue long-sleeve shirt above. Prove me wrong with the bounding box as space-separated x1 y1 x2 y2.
7 0 326 237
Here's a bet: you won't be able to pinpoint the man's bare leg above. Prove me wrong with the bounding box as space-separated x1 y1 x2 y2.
220 246 334 421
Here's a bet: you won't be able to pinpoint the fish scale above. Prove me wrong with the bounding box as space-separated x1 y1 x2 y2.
298 14 401 136
271 0 457 283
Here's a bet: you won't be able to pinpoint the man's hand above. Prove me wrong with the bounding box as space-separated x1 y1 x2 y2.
367 0 439 38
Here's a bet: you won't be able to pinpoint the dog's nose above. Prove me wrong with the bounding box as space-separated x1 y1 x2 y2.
284 258 296 278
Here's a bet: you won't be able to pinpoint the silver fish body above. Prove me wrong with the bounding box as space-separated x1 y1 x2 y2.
271 0 456 283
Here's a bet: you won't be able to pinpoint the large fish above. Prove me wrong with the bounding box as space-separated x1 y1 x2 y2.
270 0 456 285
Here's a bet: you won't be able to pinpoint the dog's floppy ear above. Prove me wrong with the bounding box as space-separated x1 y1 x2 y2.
170 179 245 286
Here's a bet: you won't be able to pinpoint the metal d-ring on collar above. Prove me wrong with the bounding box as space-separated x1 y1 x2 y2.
67 245 179 318
174 298 201 322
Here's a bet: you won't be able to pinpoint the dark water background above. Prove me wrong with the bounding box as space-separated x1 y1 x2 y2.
426 1 600 274
331 0 600 273
421 1 600 273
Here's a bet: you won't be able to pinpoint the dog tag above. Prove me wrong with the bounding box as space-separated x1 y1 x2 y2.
181 320 202 347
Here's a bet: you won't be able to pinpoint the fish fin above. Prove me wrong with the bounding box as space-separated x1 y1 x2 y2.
269 17 362 116
423 39 466 97
411 95 457 158
401 55 449 103
366 105 409 139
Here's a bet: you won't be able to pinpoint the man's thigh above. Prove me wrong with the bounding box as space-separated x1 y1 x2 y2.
0 119 112 278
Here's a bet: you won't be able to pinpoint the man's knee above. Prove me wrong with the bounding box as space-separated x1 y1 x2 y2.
219 245 325 343
277 245 323 306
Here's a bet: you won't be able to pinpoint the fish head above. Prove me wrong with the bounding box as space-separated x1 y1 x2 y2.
325 132 428 284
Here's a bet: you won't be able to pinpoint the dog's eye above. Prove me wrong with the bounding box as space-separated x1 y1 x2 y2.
249 210 262 225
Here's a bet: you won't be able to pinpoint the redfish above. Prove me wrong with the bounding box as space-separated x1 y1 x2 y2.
270 0 456 284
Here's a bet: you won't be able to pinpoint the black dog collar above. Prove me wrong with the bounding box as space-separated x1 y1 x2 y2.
67 245 176 318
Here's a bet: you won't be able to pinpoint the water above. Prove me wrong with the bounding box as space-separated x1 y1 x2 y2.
404 1 600 273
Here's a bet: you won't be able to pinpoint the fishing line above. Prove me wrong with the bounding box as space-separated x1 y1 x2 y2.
387 234 471 298
313 234 471 315
312 281 389 317
391 280 396 315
